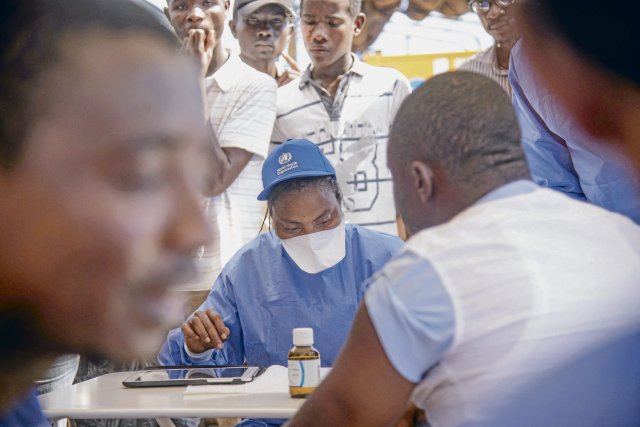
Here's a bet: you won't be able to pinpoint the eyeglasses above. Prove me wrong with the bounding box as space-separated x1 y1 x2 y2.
469 0 515 14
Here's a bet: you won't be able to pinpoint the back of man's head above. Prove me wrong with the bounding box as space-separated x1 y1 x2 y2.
388 71 528 234
0 0 178 168
390 71 526 189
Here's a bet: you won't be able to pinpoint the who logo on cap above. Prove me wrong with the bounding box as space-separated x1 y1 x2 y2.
257 139 336 201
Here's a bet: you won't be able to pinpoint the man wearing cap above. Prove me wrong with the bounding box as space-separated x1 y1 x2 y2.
158 139 403 427
271 0 411 236
231 0 301 87
165 0 278 299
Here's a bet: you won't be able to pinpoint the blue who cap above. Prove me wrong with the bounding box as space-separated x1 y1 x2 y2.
257 139 335 201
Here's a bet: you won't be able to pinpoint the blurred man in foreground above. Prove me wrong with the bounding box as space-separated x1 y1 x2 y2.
0 0 210 423
517 1 640 166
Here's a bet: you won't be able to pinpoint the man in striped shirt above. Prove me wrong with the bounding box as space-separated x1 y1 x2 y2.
459 0 519 96
272 0 411 236
165 0 277 298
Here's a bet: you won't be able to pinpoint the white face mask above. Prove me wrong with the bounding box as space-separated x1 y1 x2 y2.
280 219 346 274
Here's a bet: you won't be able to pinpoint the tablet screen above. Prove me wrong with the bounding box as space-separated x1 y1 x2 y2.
123 366 261 387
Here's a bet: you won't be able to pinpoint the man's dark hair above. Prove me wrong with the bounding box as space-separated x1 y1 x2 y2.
267 175 342 214
0 0 179 168
300 0 362 17
524 0 638 86
389 71 527 188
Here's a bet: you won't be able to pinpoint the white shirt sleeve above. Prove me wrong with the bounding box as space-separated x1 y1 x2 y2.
217 76 277 159
389 72 412 120
364 250 455 383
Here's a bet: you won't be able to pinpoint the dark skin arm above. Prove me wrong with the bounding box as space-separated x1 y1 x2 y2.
179 30 253 197
276 52 302 87
182 308 231 353
203 123 253 197
285 303 415 427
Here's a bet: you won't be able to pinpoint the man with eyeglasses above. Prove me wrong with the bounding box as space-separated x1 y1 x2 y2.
459 0 518 96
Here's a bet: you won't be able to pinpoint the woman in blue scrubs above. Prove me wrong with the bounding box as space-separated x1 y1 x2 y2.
158 139 403 426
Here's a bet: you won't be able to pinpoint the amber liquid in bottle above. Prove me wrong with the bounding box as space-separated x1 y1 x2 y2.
288 345 321 398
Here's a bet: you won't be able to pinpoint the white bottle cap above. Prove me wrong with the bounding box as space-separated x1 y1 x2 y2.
292 328 314 346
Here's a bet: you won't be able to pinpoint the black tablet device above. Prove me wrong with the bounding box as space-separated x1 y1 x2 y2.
122 366 263 388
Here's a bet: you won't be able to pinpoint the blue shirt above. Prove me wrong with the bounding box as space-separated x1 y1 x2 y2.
158 224 403 368
0 391 50 427
365 180 537 383
509 41 640 223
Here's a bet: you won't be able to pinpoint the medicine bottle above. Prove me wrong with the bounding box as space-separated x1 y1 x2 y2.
288 327 321 398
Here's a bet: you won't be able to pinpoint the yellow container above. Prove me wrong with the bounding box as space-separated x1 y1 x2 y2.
364 51 478 81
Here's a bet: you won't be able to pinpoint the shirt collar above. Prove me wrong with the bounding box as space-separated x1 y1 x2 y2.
299 53 364 90
207 50 238 93
490 44 509 76
476 180 539 206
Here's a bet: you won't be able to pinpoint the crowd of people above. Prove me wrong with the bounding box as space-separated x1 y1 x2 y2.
1 0 639 426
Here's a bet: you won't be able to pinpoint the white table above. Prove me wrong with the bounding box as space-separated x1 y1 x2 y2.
39 371 305 420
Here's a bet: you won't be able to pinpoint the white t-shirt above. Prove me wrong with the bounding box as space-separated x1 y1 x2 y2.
365 181 640 426
183 53 277 291
272 55 411 235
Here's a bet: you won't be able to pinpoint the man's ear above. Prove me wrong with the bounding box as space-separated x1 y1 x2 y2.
224 0 231 11
354 13 366 36
229 19 238 38
410 161 433 204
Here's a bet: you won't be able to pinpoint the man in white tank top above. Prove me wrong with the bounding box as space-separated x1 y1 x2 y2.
285 71 640 427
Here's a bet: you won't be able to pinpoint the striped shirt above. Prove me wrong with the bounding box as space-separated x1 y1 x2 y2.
183 53 277 291
272 55 411 235
458 45 512 97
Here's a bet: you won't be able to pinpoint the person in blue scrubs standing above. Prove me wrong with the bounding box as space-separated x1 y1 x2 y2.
509 41 640 223
158 139 403 426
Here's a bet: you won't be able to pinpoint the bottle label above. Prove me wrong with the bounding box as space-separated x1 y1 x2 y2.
288 359 321 388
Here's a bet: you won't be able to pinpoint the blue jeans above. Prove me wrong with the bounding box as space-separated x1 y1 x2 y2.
36 354 80 395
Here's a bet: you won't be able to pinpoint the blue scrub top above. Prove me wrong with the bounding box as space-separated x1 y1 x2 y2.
158 224 403 368
509 41 640 223
0 391 50 427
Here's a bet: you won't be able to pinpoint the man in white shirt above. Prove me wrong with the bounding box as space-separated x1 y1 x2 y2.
272 0 411 235
165 0 277 296
285 72 640 427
